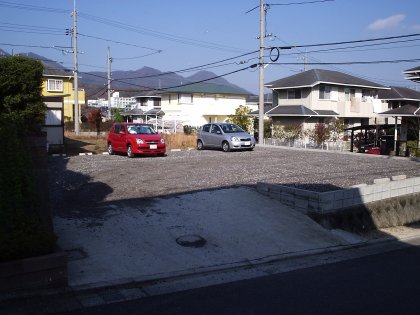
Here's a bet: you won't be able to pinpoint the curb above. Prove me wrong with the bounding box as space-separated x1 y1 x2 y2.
2 231 419 312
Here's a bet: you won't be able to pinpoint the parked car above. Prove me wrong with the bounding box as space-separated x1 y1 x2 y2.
196 123 256 152
107 123 166 158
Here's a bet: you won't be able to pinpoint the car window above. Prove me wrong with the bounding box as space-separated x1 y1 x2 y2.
202 124 210 133
114 125 121 134
221 124 245 133
127 125 155 134
211 125 221 134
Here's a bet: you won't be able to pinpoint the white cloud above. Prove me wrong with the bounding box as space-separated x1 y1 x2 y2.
368 14 406 31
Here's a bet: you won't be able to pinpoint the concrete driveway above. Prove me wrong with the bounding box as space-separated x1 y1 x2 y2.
54 187 349 288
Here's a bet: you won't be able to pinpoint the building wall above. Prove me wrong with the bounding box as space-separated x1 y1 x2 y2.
161 93 247 126
42 76 85 122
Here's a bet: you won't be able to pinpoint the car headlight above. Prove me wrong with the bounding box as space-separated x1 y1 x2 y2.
160 138 165 144
231 136 240 142
136 139 144 145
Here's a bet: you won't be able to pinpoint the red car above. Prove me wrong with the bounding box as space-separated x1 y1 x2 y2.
107 123 166 158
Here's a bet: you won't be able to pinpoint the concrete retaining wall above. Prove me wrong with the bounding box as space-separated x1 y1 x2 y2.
257 176 420 231
257 176 420 214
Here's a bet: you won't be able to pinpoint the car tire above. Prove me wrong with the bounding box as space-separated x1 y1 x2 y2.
197 140 204 150
222 141 230 152
107 143 114 155
127 145 135 158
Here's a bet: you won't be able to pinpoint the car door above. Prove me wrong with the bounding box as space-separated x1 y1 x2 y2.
113 124 127 151
200 124 211 146
208 124 223 147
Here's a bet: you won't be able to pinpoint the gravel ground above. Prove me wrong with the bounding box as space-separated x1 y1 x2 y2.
49 146 420 217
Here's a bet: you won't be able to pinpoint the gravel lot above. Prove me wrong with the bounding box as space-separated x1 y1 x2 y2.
49 146 420 217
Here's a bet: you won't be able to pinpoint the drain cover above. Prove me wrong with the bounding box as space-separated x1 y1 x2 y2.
176 235 206 248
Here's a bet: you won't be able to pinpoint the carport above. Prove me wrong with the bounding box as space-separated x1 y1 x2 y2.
378 104 420 156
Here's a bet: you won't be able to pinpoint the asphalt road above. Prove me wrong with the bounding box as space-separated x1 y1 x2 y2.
53 237 420 315
49 146 420 218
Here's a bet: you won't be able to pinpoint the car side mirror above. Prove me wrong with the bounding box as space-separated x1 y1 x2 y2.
119 131 126 135
216 130 221 134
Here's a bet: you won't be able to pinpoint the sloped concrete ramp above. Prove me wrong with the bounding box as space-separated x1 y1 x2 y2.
54 187 349 288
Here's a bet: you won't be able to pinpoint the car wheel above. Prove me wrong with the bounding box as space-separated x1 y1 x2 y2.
127 145 135 158
107 143 114 155
197 140 204 150
222 141 230 152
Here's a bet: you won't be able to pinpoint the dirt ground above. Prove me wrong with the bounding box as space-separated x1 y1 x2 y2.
63 132 196 156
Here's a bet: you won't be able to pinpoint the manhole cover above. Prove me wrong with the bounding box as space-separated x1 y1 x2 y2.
176 235 206 248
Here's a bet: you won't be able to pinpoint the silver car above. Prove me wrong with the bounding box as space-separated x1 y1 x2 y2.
196 123 256 152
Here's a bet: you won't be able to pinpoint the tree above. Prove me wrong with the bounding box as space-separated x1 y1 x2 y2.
0 56 55 262
311 123 331 147
87 108 102 134
111 107 124 122
227 105 252 131
0 56 46 133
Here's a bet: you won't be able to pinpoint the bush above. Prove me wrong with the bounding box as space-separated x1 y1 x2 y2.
0 117 56 262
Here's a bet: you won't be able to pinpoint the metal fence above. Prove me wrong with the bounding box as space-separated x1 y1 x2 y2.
263 138 351 152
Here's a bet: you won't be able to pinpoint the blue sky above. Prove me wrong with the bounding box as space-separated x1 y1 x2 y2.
1 0 420 95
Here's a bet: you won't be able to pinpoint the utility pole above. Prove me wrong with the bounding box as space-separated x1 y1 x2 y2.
258 0 265 144
107 46 112 116
72 0 80 135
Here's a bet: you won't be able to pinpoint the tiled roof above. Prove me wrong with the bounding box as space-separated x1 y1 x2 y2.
378 86 420 101
404 66 420 73
266 69 388 89
161 82 251 95
265 105 338 117
379 104 420 116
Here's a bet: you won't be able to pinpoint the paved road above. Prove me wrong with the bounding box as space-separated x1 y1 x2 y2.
53 237 420 315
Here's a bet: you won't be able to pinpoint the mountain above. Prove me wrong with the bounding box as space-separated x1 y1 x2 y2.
81 67 248 98
1 51 250 98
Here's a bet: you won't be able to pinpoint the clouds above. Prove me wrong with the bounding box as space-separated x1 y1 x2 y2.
368 14 406 31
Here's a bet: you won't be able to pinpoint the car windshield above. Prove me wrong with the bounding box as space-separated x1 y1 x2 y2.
220 124 245 133
127 125 156 135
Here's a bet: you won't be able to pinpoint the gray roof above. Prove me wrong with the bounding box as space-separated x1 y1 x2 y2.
404 66 420 73
248 104 276 116
266 105 338 117
266 69 388 90
379 104 420 117
378 86 420 101
161 82 251 95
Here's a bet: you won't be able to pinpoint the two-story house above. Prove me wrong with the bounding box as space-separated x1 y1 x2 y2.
160 82 251 127
42 64 86 123
404 66 420 83
264 69 389 130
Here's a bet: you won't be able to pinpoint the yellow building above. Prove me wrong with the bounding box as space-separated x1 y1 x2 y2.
41 65 85 123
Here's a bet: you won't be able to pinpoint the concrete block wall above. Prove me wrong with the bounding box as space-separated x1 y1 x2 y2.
256 175 420 214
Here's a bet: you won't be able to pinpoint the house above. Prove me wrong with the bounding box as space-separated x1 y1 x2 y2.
404 66 420 83
160 82 251 127
264 69 389 130
42 66 85 123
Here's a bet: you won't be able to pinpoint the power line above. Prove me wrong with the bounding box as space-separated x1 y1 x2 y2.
268 58 420 65
78 33 162 52
0 0 68 13
112 50 259 81
77 12 248 54
246 0 334 14
270 33 420 50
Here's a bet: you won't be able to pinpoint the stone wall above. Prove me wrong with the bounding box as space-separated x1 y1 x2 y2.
257 176 420 231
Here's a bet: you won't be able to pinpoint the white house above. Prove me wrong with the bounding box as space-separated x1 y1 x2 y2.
160 82 251 127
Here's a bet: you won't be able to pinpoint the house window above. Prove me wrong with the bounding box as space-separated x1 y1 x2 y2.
319 85 331 100
178 93 193 104
287 89 301 99
344 88 350 101
47 79 63 92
